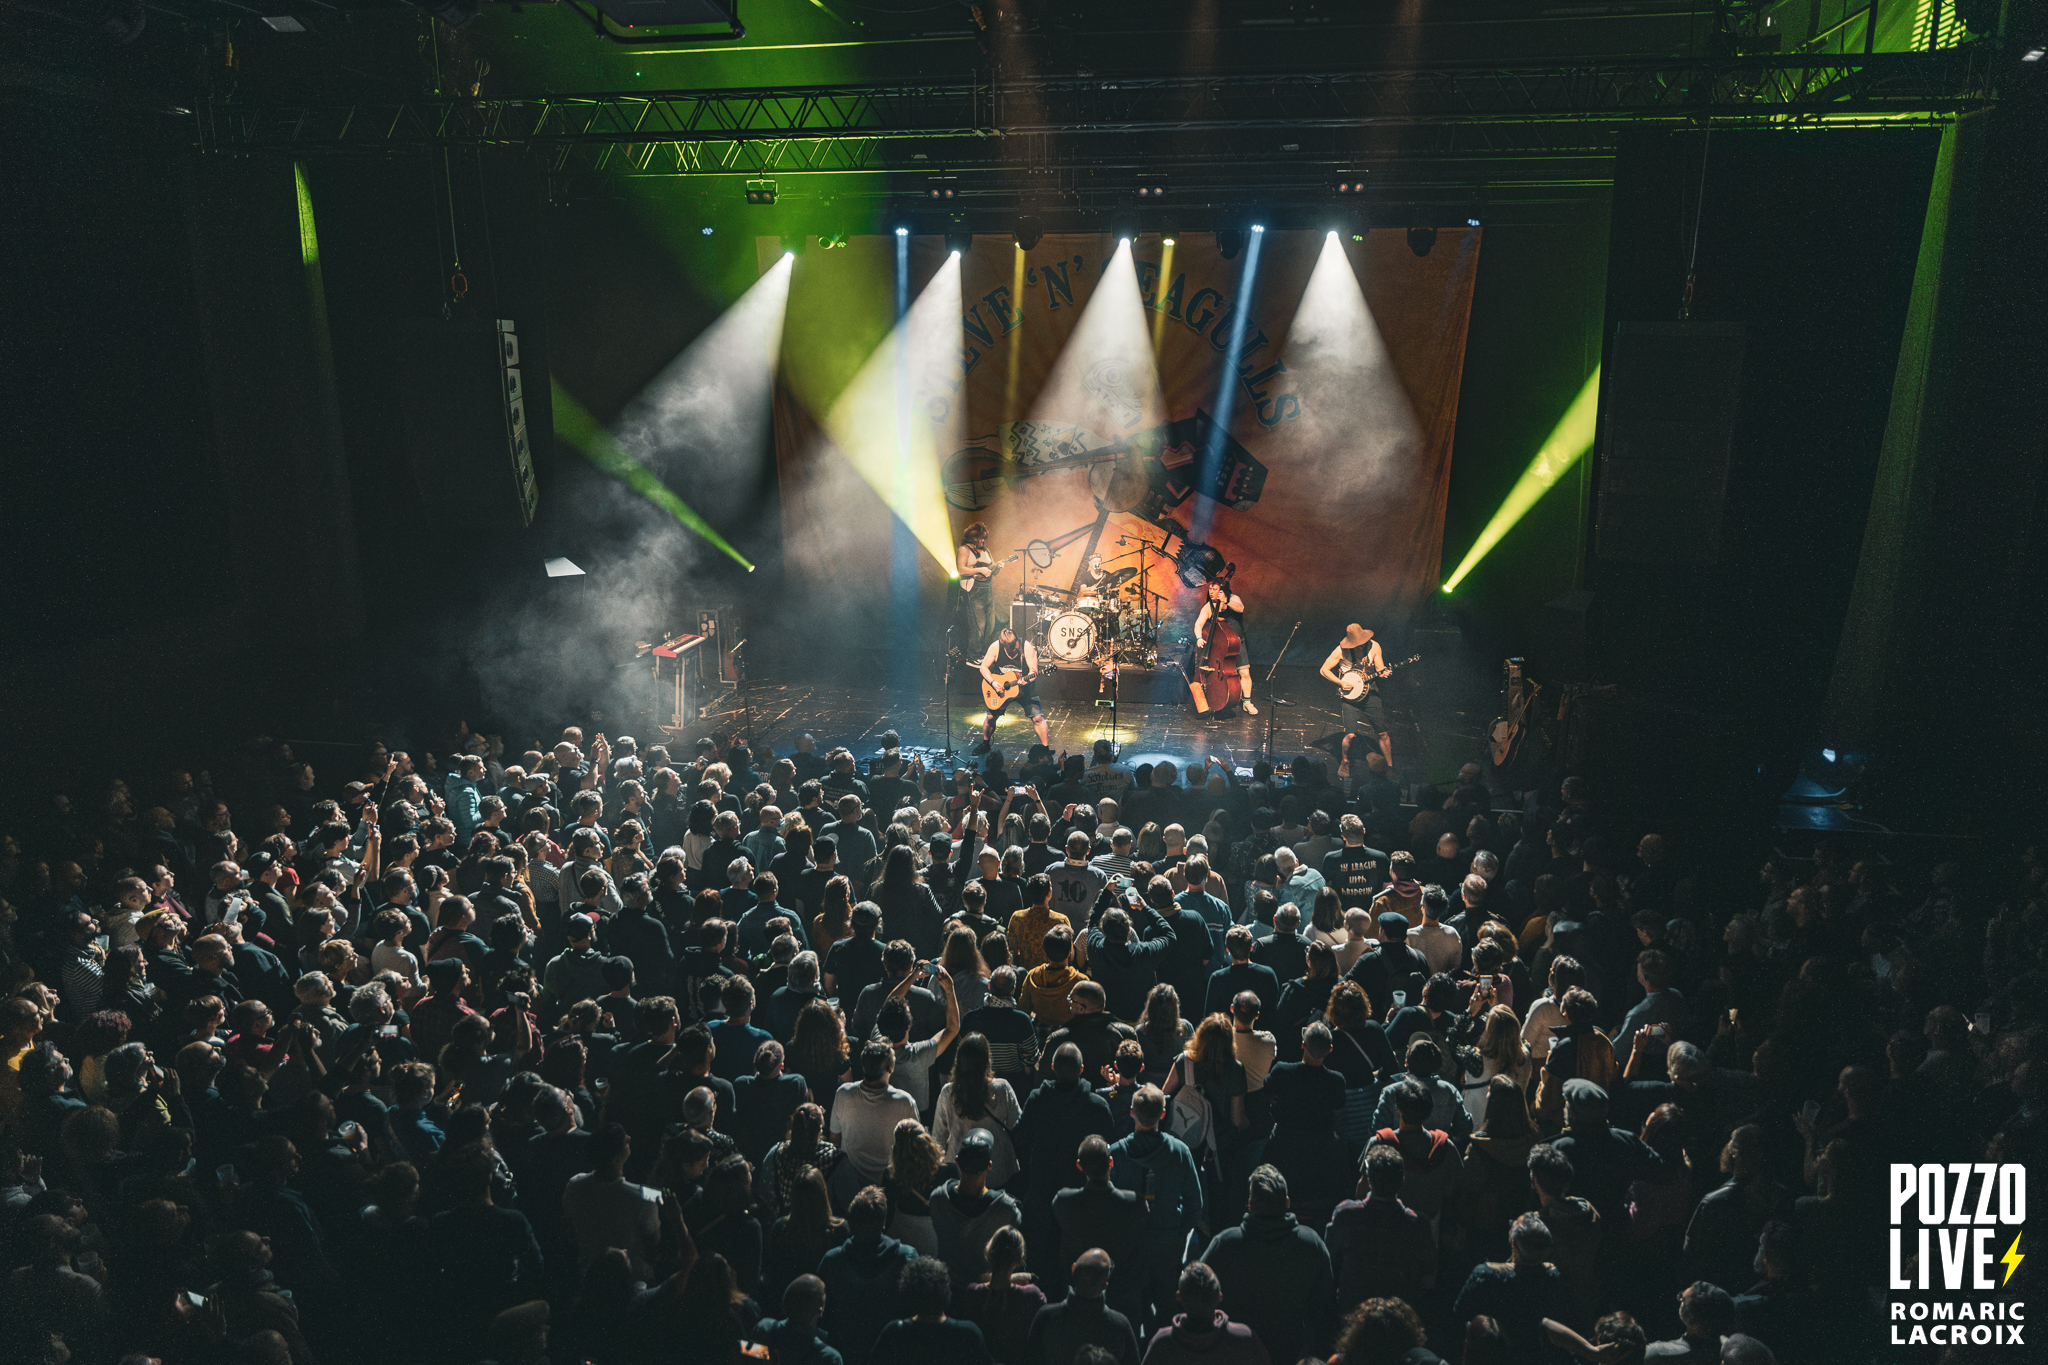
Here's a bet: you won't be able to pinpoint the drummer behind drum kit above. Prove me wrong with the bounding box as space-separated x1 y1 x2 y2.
1017 562 1160 670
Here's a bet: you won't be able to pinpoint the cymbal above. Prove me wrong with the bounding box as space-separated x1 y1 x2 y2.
1104 566 1140 589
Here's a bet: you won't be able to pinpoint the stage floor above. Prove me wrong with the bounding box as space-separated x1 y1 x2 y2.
676 658 1498 787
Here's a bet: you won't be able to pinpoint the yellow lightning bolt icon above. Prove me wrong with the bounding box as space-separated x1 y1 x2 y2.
2001 1231 2024 1287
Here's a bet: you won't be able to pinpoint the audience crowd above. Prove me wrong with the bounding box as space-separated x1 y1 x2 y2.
0 725 2041 1365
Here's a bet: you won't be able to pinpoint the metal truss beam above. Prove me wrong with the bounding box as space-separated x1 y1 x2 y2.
196 50 1995 178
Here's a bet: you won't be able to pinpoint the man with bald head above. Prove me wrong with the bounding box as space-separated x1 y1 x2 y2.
1026 1246 1142 1365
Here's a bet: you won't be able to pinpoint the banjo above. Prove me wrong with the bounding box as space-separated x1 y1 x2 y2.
1338 653 1420 701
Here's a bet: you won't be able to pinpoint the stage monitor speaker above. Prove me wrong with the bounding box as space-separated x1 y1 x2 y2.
696 603 742 683
390 318 541 531
1009 599 1035 639
1594 321 1745 566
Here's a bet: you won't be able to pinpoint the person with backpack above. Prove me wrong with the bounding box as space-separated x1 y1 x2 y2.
1107 1085 1206 1335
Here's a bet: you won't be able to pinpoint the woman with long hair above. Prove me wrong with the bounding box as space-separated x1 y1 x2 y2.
1136 822 1166 865
883 1118 945 1255
1324 980 1397 1090
683 800 718 886
1308 887 1345 946
1683 1122 1787 1291
940 927 991 1014
71 1010 132 1106
762 1164 849 1306
961 1225 1045 1365
1462 1004 1531 1128
608 819 652 881
671 1252 750 1365
874 843 946 958
810 874 853 954
1459 1073 1540 1241
101 947 161 1038
1164 1014 1252 1211
755 1102 844 1224
1275 941 1340 1062
1134 983 1192 1085
931 1033 1021 1186
787 1002 851 1105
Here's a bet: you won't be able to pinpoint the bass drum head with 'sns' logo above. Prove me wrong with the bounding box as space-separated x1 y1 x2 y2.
1045 611 1096 664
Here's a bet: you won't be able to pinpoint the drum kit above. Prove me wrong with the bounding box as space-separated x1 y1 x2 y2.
1013 555 1164 670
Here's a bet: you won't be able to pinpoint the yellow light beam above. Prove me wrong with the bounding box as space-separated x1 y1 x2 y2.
1151 236 1176 355
1442 364 1602 592
816 252 963 572
550 377 756 571
1004 243 1027 422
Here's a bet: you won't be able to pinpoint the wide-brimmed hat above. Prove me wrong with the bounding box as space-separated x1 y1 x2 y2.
1341 624 1374 648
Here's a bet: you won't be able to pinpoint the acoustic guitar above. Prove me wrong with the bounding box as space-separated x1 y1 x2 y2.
1489 678 1542 766
959 552 1021 594
1338 654 1420 701
981 667 1032 709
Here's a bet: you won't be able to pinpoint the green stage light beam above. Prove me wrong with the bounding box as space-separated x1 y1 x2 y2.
1442 364 1602 593
551 377 756 572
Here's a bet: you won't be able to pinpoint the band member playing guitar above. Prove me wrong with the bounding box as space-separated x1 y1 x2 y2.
1321 623 1393 775
956 522 1002 652
1190 576 1258 718
975 624 1052 753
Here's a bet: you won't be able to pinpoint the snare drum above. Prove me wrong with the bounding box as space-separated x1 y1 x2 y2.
1074 594 1104 614
1044 611 1097 664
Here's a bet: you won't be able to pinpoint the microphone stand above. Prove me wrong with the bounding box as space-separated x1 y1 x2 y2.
1260 621 1303 761
729 639 751 745
942 626 956 761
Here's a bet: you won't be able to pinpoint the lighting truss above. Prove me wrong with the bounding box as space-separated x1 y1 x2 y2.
195 51 1997 184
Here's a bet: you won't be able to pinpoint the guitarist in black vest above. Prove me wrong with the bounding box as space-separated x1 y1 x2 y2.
1320 623 1394 778
974 624 1051 755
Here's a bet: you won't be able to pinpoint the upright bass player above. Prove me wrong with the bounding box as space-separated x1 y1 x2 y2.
1188 576 1258 718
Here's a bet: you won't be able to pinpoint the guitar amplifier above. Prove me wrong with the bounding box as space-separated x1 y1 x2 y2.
1009 598 1035 639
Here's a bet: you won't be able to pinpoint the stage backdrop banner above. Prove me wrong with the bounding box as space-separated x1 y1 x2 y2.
765 229 1480 655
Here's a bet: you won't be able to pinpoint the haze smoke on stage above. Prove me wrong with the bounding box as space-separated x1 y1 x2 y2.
1030 238 1167 438
606 252 794 538
1276 231 1423 507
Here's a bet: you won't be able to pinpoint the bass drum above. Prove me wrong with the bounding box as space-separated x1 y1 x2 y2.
1043 610 1097 664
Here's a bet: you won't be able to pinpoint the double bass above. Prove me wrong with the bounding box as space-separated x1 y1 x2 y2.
1192 569 1244 714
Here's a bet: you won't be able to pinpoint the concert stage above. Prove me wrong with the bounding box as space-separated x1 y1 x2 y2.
664 649 1507 791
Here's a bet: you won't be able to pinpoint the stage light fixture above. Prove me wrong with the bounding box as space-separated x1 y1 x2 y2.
895 226 909 237
780 234 806 258
1407 226 1437 257
1174 542 1228 588
1251 224 1265 233
1334 179 1367 194
1216 229 1245 260
2024 47 2044 61
1161 236 1176 246
945 231 973 256
743 179 777 205
700 226 714 236
817 232 848 249
1013 216 1043 251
